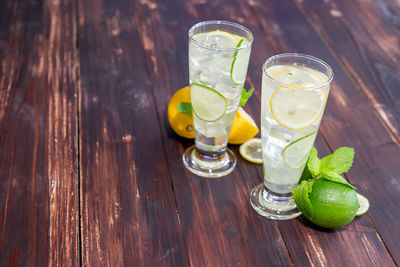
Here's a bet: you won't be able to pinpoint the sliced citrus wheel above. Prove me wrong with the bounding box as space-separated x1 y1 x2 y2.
190 83 227 122
282 131 317 169
270 85 326 130
194 30 239 49
230 39 250 85
356 192 369 216
228 107 259 144
239 138 262 164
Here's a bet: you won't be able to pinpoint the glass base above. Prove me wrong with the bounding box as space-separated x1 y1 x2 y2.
250 183 301 220
182 145 236 178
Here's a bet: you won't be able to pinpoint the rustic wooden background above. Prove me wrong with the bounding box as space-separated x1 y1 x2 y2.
0 0 399 266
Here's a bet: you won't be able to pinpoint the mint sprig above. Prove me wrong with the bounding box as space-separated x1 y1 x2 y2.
239 87 254 107
177 87 254 114
295 146 355 194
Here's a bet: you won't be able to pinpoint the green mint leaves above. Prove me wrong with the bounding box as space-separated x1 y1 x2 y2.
177 102 192 115
293 146 356 207
292 180 314 219
239 87 254 107
320 147 354 174
300 146 355 188
177 87 254 114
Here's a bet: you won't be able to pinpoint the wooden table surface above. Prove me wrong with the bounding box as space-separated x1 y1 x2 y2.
1 0 400 266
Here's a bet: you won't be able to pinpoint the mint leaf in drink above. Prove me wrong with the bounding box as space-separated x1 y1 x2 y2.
319 171 355 189
320 147 354 174
239 87 254 107
307 146 320 177
177 102 192 115
292 180 314 219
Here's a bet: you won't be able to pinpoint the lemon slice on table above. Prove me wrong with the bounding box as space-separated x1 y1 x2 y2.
230 39 250 85
239 138 263 164
228 107 259 144
270 84 326 130
356 193 370 216
282 131 317 170
190 83 227 122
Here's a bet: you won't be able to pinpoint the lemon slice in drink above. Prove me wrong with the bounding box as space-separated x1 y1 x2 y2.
282 131 317 169
239 138 262 164
270 84 326 130
356 193 370 216
194 30 239 49
190 83 227 122
230 39 250 85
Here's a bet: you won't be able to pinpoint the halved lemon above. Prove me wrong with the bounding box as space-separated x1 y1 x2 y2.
270 85 326 130
356 193 370 216
239 138 262 164
228 107 259 144
191 83 227 122
282 131 317 169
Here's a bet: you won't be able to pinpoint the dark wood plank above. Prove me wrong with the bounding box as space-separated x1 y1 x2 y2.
295 0 400 142
0 0 79 265
77 0 188 265
246 0 399 265
134 0 296 266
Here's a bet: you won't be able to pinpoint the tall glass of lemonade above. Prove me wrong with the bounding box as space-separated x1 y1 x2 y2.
250 53 333 219
183 21 253 178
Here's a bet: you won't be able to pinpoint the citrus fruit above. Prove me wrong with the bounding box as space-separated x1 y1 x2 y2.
190 83 227 122
239 138 262 164
270 85 326 130
194 30 239 48
230 39 250 85
282 132 317 169
228 107 259 144
356 192 369 216
167 86 195 138
168 86 258 143
307 179 359 228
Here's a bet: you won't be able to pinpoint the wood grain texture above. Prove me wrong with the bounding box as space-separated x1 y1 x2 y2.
0 0 79 266
246 0 399 265
131 0 295 266
295 0 400 142
77 0 188 265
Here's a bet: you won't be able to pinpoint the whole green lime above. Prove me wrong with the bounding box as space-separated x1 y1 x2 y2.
307 179 359 228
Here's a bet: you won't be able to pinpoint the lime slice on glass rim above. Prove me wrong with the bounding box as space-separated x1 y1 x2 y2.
190 83 227 122
356 192 370 216
270 83 326 130
239 138 262 164
230 39 250 85
282 131 317 169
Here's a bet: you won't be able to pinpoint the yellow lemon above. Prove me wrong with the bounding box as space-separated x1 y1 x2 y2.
228 107 259 144
168 87 259 144
167 86 195 139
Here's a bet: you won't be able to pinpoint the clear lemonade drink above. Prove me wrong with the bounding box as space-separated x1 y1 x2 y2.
250 53 333 220
189 30 251 156
183 21 253 178
261 64 330 193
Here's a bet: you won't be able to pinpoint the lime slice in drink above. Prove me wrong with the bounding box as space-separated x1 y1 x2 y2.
190 83 227 122
282 131 317 169
230 39 250 85
356 192 370 216
270 84 326 130
239 138 262 164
